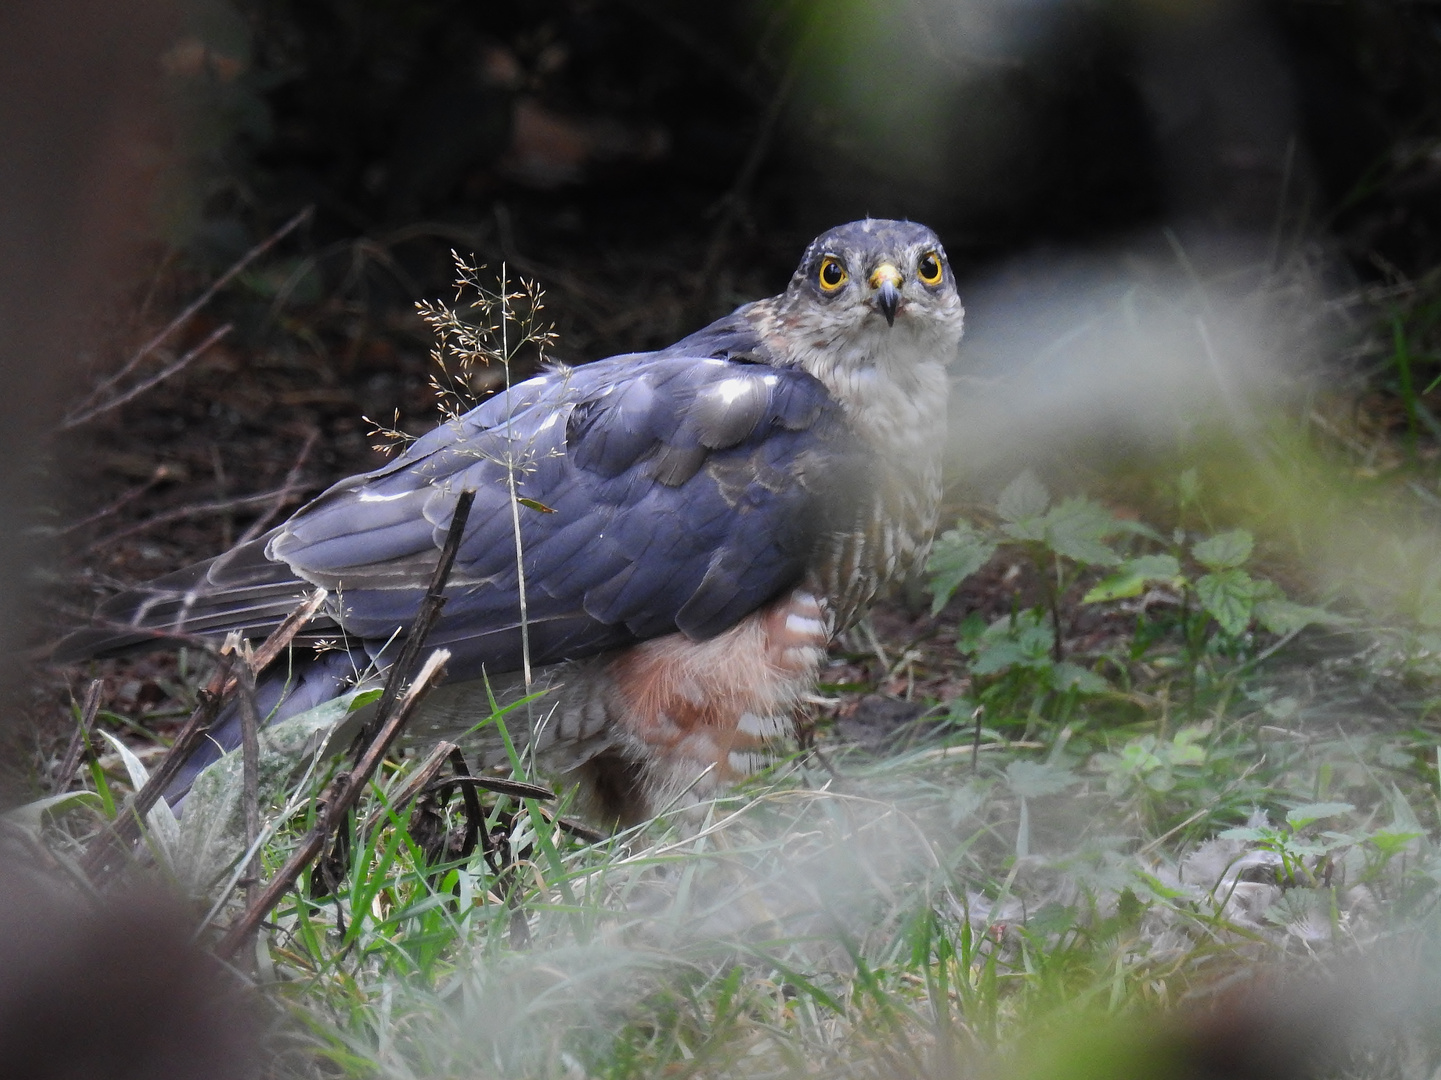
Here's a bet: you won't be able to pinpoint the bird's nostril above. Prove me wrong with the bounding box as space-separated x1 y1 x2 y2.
868 263 903 291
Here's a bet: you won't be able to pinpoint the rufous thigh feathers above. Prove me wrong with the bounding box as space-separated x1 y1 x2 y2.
579 589 829 821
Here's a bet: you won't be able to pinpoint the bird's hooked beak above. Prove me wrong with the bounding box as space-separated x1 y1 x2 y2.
869 263 902 327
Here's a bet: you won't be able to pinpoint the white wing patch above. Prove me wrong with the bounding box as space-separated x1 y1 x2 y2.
713 376 757 405
356 490 417 503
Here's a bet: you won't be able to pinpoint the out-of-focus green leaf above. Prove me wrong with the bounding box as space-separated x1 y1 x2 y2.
1041 497 1123 567
3 790 103 834
1192 529 1254 570
1254 598 1347 635
98 730 180 866
954 610 988 652
175 683 380 896
1114 518 1169 545
1176 467 1202 507
1218 826 1269 841
98 728 150 793
1285 802 1354 828
1005 759 1076 798
996 469 1049 523
1049 662 1110 694
1083 553 1182 603
925 524 997 615
1196 568 1255 636
967 610 1054 674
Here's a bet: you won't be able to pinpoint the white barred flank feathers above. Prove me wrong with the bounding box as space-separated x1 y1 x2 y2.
736 711 790 739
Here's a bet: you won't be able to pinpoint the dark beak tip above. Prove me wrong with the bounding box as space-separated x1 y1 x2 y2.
877 282 900 327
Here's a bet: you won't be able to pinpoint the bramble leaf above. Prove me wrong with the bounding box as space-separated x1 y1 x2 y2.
1196 568 1255 636
966 610 1054 674
925 524 998 615
997 470 1050 523
1176 467 1201 507
1005 759 1076 798
1192 529 1254 570
1049 662 1110 694
1040 497 1123 567
1254 598 1346 635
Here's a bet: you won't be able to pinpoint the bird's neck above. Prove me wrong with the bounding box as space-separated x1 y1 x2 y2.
794 326 953 456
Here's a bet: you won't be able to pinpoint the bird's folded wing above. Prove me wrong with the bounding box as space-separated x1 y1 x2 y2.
269 353 867 677
59 352 868 675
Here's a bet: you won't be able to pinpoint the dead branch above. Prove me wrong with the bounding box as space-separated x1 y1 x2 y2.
78 483 315 556
350 488 477 756
533 805 608 845
237 428 320 544
67 206 311 418
234 650 263 912
52 465 174 537
361 740 457 836
422 775 553 801
445 747 483 865
62 323 233 429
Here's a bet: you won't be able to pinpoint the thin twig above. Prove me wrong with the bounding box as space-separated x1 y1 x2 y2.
220 489 473 955
80 590 328 880
351 488 475 756
972 705 983 774
422 775 553 801
54 680 104 793
81 651 235 880
445 747 484 863
215 647 451 960
532 804 608 845
78 483 313 555
618 0 768 104
361 740 456 835
62 323 233 429
492 264 536 751
244 589 331 683
234 649 263 913
237 428 320 544
69 207 311 415
698 35 804 284
52 466 173 537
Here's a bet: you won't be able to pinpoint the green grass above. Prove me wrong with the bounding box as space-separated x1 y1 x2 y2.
29 609 1441 1079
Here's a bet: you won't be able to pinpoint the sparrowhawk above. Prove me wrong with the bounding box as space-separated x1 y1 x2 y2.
58 219 965 824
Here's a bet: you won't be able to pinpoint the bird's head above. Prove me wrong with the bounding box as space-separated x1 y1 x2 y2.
777 219 965 370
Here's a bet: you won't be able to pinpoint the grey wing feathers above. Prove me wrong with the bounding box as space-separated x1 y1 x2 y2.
58 344 864 677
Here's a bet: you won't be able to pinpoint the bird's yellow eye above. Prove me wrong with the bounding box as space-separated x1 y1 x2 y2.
917 251 943 286
818 256 848 292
